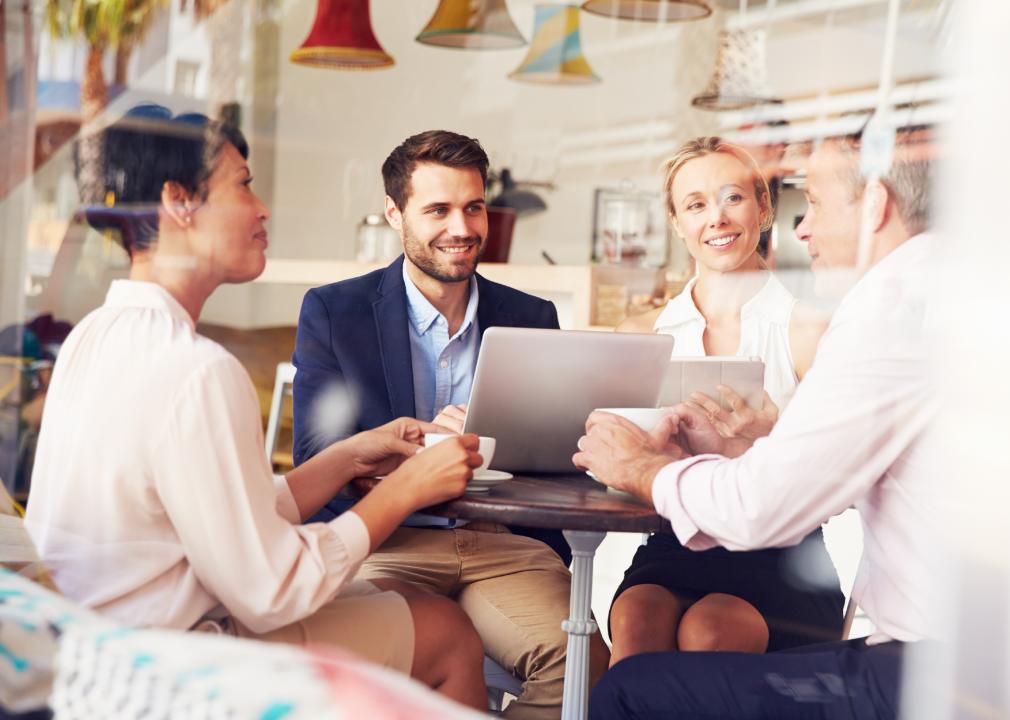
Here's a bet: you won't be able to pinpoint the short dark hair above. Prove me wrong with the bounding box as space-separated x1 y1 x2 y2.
77 103 249 257
381 130 489 210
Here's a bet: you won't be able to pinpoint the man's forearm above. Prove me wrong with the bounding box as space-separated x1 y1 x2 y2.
723 436 754 458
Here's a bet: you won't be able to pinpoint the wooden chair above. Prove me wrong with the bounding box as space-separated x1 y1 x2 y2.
264 362 296 468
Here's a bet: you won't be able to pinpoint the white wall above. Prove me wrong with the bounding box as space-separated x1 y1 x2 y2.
26 1 947 328
265 1 944 275
268 0 721 269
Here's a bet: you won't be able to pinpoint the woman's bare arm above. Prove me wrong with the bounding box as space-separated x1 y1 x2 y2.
789 303 831 379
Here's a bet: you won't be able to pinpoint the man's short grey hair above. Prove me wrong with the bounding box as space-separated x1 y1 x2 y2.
831 128 933 236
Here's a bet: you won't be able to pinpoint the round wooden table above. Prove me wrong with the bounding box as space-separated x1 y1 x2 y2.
351 472 671 720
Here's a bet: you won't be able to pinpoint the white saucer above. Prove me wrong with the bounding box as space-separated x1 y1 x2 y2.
465 470 512 493
470 470 513 483
585 470 633 496
374 471 512 493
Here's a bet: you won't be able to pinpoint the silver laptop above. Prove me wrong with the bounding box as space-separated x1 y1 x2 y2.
463 327 674 473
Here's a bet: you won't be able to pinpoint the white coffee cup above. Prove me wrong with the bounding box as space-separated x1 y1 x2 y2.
594 407 673 432
425 433 496 473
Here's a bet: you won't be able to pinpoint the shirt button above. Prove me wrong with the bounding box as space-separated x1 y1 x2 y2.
439 360 449 369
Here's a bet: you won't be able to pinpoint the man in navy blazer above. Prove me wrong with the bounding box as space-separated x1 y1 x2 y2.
292 130 607 718
292 254 558 474
292 254 568 559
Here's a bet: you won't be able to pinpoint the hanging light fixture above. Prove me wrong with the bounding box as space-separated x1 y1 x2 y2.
416 0 526 49
489 169 549 215
580 0 711 22
290 0 394 70
510 4 600 85
691 27 779 110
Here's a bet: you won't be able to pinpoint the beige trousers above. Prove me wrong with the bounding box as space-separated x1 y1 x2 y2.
229 580 415 674
354 523 578 720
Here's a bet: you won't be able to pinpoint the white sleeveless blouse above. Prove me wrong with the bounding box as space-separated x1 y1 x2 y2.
652 273 799 409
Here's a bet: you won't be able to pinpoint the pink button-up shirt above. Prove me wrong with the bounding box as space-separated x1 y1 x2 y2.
26 281 370 633
652 235 941 644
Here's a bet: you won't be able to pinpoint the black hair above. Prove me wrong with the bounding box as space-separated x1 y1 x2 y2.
77 103 249 257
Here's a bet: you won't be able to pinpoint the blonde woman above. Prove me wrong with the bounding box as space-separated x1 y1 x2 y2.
608 137 844 666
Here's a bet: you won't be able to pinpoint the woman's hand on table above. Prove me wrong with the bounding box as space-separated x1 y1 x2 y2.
686 385 779 441
386 434 483 509
572 412 685 503
431 404 467 434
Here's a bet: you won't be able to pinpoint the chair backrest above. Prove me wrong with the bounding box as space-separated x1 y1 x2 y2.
841 595 858 640
264 362 296 463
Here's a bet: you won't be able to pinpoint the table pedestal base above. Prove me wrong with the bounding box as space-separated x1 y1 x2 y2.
560 529 605 720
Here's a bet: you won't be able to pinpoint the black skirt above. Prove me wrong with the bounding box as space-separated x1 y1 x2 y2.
611 528 845 651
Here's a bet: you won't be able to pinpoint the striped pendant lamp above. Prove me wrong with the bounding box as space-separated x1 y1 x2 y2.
416 0 527 49
509 4 600 85
581 0 711 22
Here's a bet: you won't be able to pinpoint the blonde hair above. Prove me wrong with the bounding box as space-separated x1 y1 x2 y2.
661 136 774 233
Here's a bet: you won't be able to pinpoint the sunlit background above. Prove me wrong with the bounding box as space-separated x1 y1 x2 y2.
3 1 1006 716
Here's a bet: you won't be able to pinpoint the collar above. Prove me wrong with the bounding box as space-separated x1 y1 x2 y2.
104 280 195 329
401 261 479 337
653 276 703 331
833 233 933 319
653 271 788 330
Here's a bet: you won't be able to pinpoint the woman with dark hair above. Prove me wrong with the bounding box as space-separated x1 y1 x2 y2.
25 105 487 708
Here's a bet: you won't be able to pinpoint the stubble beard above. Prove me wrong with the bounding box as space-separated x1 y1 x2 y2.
402 222 484 284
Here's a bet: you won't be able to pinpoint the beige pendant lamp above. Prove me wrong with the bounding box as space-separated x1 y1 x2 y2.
691 27 779 110
581 0 711 22
510 4 600 85
416 0 526 49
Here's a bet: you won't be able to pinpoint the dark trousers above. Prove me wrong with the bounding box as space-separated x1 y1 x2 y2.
590 638 907 720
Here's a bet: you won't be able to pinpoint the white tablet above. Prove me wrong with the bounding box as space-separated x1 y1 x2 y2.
657 357 765 411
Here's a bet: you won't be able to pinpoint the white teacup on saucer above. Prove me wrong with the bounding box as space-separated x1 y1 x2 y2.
424 433 511 490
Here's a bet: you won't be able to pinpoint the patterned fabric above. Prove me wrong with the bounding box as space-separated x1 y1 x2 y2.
51 625 483 720
0 569 113 714
2 490 483 720
692 28 777 110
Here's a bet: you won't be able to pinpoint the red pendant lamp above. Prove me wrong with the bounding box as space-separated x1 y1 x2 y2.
290 0 394 70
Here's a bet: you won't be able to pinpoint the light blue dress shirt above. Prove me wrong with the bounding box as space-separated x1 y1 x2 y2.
401 262 480 528
402 261 480 422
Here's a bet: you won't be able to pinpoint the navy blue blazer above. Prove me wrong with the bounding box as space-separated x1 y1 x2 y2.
292 256 570 563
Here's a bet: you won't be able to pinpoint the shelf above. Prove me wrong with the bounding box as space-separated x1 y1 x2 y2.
255 259 596 330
